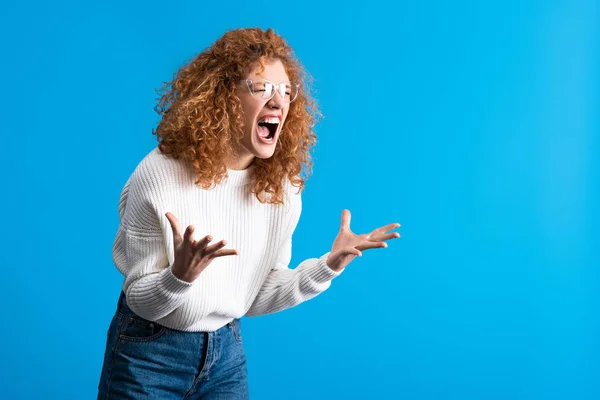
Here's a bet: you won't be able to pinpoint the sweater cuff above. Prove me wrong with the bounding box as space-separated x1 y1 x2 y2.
158 266 195 296
311 252 343 283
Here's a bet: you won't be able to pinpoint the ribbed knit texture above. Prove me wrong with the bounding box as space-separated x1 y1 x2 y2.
112 148 342 332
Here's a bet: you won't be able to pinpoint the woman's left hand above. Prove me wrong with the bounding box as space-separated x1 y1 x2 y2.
326 209 401 272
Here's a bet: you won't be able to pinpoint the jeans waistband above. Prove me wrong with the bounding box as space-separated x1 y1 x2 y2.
116 291 137 318
115 291 240 332
117 290 127 308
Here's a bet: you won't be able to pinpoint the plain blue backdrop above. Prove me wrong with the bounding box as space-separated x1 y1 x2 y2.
1 0 598 399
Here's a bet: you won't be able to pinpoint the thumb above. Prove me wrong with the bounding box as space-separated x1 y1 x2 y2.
341 209 351 231
165 212 183 246
349 247 362 257
336 246 361 258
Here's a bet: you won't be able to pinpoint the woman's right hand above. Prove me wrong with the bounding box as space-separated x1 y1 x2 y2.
165 212 238 283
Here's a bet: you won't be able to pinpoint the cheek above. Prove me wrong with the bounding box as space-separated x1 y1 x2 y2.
243 113 254 130
282 109 290 125
242 105 262 128
239 97 258 127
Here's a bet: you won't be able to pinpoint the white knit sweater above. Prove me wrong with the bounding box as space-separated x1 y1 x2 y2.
112 148 341 332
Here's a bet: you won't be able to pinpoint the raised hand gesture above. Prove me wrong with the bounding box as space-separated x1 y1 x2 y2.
166 212 238 283
326 209 401 272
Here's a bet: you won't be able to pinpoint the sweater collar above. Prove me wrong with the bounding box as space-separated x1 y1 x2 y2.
225 164 255 187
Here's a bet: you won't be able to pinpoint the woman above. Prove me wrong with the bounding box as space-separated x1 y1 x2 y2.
97 27 400 399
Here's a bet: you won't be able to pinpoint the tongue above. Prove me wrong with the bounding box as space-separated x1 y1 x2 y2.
257 125 270 138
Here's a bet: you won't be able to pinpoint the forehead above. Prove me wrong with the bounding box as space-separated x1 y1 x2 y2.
247 59 290 82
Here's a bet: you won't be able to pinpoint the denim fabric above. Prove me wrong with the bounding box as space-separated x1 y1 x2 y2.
97 292 249 399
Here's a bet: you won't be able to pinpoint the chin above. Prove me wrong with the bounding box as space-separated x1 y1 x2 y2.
255 151 276 160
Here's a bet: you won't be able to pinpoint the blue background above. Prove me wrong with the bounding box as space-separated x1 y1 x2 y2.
1 0 598 399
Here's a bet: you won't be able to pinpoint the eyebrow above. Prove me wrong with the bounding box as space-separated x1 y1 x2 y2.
251 79 290 84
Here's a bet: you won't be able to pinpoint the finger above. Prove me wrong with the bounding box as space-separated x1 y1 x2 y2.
212 249 239 258
357 241 387 251
376 222 401 233
183 225 195 247
370 232 401 241
341 209 351 231
203 239 228 255
165 212 183 245
190 236 213 265
345 247 362 257
382 232 401 240
193 234 213 252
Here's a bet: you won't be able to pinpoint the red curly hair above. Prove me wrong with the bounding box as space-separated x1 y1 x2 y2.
152 27 321 205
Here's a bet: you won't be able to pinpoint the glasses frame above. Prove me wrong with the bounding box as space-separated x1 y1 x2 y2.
243 79 300 103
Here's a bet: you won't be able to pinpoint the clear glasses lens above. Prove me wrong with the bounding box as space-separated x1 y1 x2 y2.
247 80 299 103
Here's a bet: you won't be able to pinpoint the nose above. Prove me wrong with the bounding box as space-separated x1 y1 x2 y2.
266 91 284 109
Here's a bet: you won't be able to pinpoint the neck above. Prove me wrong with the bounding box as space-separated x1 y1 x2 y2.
225 147 255 170
226 158 254 170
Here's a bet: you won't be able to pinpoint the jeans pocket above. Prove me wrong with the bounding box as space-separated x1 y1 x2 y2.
119 314 167 342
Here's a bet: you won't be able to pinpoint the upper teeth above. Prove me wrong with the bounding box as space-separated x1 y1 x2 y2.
259 117 280 124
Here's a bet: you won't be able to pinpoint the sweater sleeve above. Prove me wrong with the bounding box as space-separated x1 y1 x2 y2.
112 161 194 321
245 187 343 317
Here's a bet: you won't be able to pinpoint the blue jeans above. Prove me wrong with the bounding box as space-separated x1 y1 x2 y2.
97 292 249 399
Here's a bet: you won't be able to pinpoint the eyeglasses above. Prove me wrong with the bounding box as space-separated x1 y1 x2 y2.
243 79 300 103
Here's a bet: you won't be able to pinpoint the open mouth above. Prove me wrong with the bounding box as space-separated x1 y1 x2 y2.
257 118 280 143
